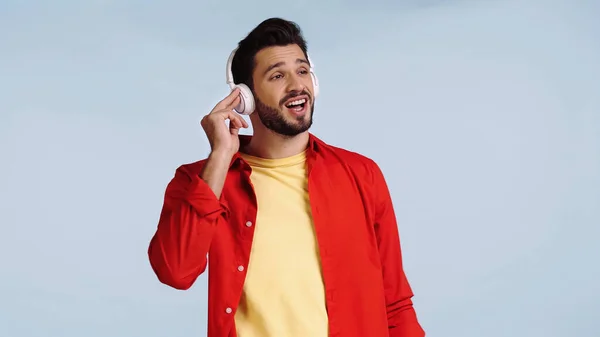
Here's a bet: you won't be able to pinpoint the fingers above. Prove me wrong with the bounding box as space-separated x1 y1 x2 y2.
225 111 249 129
239 114 249 128
208 109 248 129
203 89 248 131
213 88 241 111
227 95 241 111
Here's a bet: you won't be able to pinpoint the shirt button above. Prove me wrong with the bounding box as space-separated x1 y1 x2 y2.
237 265 244 272
225 307 232 314
245 221 253 227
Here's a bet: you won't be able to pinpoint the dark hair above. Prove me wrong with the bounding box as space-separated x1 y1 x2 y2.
231 18 308 89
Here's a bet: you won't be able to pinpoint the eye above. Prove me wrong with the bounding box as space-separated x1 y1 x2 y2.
298 69 309 75
270 73 283 80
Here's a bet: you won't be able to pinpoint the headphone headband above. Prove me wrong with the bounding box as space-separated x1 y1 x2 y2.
225 48 238 89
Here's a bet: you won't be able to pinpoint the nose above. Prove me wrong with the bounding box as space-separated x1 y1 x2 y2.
286 74 304 93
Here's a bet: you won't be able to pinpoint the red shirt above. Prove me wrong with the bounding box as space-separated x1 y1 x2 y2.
148 134 425 337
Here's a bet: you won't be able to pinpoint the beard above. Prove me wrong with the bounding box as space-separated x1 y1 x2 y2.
254 90 314 137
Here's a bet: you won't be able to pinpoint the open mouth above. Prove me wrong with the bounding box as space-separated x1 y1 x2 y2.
284 97 308 113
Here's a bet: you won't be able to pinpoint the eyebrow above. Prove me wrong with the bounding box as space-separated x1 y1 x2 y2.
263 58 309 76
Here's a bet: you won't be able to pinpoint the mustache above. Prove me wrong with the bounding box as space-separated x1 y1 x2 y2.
279 90 311 106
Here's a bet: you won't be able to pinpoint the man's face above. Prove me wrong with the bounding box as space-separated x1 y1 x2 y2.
251 44 315 137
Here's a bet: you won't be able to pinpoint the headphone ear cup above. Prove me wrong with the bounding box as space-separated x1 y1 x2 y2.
234 84 255 115
311 71 319 98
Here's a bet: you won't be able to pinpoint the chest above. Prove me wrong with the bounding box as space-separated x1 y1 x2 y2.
217 163 379 258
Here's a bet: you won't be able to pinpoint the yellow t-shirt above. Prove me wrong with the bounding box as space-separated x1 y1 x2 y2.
234 150 328 337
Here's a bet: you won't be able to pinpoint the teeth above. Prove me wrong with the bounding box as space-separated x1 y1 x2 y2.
286 98 306 107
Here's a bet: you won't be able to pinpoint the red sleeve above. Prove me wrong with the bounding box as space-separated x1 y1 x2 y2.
148 164 228 290
371 161 426 337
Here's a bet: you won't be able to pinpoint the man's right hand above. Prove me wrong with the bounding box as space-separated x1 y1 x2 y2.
199 88 249 198
200 88 249 159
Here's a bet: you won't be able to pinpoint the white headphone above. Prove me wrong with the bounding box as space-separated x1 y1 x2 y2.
225 47 320 115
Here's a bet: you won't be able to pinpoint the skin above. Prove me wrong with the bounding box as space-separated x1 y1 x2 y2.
200 44 315 197
244 44 316 159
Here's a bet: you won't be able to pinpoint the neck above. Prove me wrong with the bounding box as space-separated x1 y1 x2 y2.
243 130 309 159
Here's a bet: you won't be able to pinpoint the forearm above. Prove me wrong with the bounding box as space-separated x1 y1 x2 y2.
148 165 228 290
370 159 425 336
148 203 220 289
382 254 424 336
200 151 233 198
387 292 425 337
